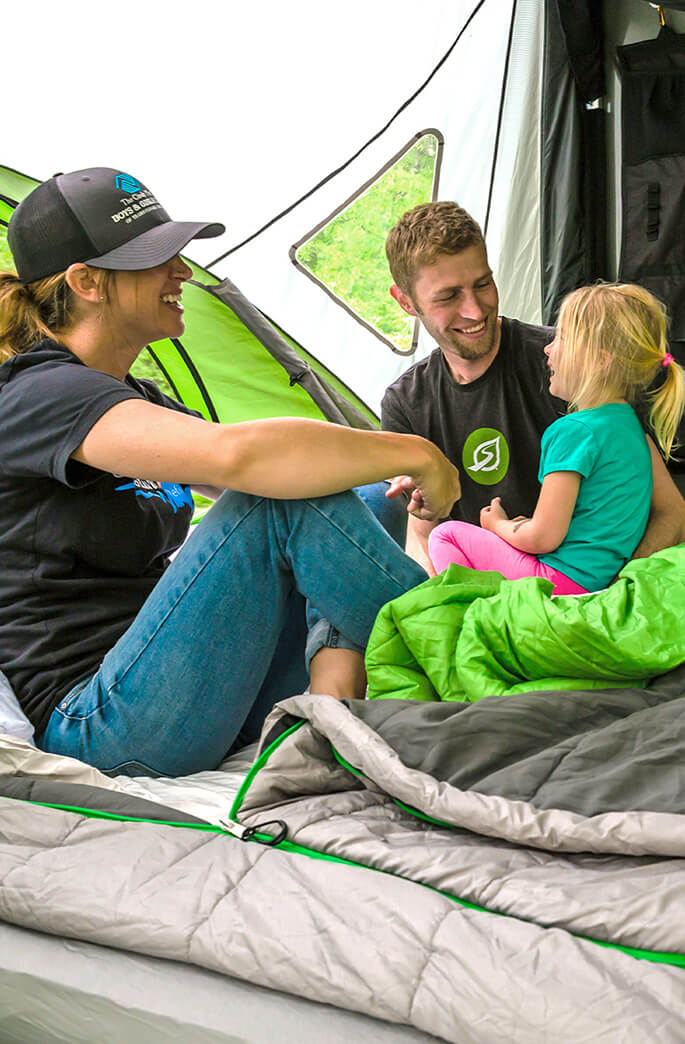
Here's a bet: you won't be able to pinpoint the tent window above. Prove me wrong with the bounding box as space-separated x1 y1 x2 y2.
0 232 12 271
292 130 443 356
130 348 177 399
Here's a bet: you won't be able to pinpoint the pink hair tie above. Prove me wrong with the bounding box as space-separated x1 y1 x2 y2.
662 352 674 367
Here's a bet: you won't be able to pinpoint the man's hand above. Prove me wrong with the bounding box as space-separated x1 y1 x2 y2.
480 496 508 531
386 449 461 521
386 478 433 519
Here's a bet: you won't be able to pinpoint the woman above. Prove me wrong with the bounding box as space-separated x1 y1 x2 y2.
0 166 459 777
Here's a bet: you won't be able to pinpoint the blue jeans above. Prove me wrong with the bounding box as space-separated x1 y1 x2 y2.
354 480 408 547
40 488 424 777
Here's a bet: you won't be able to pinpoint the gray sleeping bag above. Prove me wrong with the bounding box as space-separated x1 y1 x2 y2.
2 669 685 1042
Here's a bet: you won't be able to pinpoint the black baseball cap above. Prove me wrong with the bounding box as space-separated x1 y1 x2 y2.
8 167 225 284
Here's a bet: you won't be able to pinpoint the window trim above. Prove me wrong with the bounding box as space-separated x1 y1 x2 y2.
290 128 444 357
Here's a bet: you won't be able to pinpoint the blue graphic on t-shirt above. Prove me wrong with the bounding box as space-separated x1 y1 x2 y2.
114 479 194 513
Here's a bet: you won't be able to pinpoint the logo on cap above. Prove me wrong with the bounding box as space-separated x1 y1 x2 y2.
114 173 141 194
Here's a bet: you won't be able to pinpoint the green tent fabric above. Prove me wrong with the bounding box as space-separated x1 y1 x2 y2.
0 165 377 430
366 544 685 702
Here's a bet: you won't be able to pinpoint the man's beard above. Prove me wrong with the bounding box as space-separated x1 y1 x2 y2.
412 300 499 362
434 319 498 361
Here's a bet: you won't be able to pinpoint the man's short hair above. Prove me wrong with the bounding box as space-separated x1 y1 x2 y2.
386 201 485 296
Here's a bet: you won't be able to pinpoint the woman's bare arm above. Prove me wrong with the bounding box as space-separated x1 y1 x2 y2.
73 399 461 520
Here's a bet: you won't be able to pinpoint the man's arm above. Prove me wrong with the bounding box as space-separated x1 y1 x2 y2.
382 379 463 571
405 515 439 576
633 436 685 558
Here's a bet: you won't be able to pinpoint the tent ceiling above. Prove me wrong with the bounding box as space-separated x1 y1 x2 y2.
7 0 538 413
7 1 684 415
5 0 465 263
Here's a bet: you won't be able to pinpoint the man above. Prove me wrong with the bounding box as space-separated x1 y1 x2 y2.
382 201 685 574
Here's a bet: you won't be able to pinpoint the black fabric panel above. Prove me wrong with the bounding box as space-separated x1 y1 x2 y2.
540 0 607 325
618 27 685 464
541 1 584 323
581 106 608 285
620 156 685 341
554 0 605 102
618 27 685 166
0 776 209 824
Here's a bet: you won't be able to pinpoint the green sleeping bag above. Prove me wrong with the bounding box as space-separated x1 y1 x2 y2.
366 545 685 702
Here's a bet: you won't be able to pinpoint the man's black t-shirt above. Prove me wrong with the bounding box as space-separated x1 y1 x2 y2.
381 318 565 524
0 340 199 735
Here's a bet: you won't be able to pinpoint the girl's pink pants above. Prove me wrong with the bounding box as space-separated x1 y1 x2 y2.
428 521 589 595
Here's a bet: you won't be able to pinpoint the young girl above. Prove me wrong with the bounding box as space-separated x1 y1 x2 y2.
429 283 685 594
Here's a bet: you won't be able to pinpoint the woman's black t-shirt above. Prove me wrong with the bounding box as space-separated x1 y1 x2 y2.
0 339 199 735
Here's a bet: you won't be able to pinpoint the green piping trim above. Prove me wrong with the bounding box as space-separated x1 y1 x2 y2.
6 730 685 971
1 796 286 848
331 747 455 829
0 794 375 868
228 718 308 820
274 834 685 967
323 746 685 969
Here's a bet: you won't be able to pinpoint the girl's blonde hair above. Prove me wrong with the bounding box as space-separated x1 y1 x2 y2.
556 282 685 460
0 267 113 363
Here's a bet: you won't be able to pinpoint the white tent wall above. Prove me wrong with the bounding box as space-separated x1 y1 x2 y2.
485 1 544 328
4 1 685 415
4 0 543 417
5 2 461 254
218 1 544 414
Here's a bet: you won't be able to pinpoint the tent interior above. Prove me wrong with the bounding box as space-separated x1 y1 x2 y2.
2 1 685 1042
3 1 685 443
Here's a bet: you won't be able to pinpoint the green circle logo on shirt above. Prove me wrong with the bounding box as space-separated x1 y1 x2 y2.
462 427 510 485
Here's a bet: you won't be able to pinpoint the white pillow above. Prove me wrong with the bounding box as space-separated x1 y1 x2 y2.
0 670 35 744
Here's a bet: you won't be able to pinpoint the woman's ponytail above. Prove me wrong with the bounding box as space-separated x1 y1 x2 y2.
0 269 75 362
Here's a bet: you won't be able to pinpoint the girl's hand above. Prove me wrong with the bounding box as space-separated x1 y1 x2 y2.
480 496 508 531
